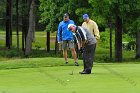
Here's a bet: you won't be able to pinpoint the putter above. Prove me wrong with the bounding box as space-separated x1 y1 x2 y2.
69 70 73 75
69 66 75 75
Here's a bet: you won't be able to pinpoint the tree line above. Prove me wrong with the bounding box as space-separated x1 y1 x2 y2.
0 0 140 62
39 0 140 62
3 0 39 55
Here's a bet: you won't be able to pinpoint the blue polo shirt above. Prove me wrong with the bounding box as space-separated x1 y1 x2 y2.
57 19 75 42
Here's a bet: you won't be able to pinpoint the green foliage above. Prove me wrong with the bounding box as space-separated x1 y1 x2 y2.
33 41 41 50
0 28 138 62
39 0 94 31
88 0 140 29
99 29 115 48
1 0 140 61
0 0 6 16
39 0 71 31
39 0 140 34
0 47 64 59
133 17 140 32
122 0 140 37
0 0 6 26
0 49 24 58
75 8 91 23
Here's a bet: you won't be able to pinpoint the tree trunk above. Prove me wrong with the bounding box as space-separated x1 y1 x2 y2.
55 31 59 54
6 0 12 49
25 0 31 47
16 0 19 49
32 17 35 42
115 15 122 62
22 17 25 51
25 0 35 55
22 0 27 51
47 31 50 52
109 22 113 60
136 31 140 58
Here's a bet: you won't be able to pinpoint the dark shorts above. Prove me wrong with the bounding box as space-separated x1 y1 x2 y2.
62 40 75 49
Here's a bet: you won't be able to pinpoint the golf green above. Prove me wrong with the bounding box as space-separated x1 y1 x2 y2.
0 63 140 93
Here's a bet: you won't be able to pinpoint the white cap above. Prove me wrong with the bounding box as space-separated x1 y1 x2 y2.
68 24 75 30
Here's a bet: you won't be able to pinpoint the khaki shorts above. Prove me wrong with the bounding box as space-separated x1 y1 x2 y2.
62 40 75 49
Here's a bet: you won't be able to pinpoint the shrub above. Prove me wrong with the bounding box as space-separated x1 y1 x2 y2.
5 49 24 58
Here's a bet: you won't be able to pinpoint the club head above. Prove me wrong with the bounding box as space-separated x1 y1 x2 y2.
69 71 73 75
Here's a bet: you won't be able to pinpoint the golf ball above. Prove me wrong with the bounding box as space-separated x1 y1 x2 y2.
67 80 69 81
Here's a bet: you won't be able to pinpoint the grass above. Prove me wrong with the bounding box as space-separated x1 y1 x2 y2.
0 29 137 62
0 57 75 70
0 28 140 93
0 57 140 93
0 31 56 49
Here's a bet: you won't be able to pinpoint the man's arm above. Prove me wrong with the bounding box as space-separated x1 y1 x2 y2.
81 22 85 27
93 22 100 40
57 23 62 43
73 33 81 50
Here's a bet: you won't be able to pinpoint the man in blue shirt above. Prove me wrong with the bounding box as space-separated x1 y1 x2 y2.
57 13 79 66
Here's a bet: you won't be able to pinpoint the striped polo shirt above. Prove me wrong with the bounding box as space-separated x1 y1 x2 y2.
75 26 96 45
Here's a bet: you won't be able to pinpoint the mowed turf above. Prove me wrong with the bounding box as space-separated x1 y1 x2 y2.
0 58 140 93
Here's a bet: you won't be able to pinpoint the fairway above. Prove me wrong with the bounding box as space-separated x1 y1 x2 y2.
0 63 140 93
1 0 140 93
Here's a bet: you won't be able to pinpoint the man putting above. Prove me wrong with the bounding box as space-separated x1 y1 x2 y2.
68 24 96 74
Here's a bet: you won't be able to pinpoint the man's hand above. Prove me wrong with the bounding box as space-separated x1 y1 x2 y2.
81 40 88 47
79 47 83 53
58 41 62 44
77 43 81 50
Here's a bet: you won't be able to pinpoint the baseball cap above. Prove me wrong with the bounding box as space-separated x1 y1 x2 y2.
83 14 89 19
64 13 69 17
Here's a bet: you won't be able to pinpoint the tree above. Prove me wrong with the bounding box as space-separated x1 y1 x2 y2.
89 0 139 62
46 31 50 52
39 0 140 60
39 0 87 52
133 18 140 58
6 0 12 49
136 29 140 58
108 17 113 60
25 0 35 55
21 0 28 51
133 2 140 58
0 0 6 26
123 0 140 58
88 0 121 62
16 0 19 49
39 0 68 51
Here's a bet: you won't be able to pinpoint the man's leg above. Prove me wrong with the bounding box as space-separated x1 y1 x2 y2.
69 40 79 66
70 48 77 62
85 44 96 72
82 48 87 71
63 48 68 63
79 47 88 74
62 41 68 63
91 44 96 68
79 50 88 74
80 44 96 74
